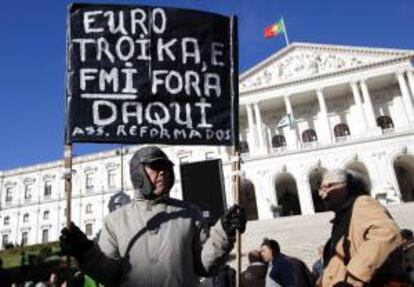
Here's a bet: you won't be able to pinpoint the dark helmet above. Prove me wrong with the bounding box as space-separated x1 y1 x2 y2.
129 146 175 197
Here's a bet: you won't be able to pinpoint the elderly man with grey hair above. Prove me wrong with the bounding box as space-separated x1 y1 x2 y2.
319 169 403 287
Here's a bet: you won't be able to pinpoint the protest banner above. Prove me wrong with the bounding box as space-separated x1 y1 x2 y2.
65 4 238 146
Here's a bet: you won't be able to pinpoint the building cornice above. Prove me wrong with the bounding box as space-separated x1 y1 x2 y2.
240 42 413 81
240 53 414 97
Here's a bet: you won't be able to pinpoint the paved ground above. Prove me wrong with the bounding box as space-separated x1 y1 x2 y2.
234 202 414 269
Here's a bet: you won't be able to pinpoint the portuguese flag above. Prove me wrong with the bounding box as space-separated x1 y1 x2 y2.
264 19 285 38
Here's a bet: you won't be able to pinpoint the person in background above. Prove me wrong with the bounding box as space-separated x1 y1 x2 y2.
401 229 413 242
212 264 236 287
319 169 402 287
60 146 246 287
260 238 295 287
241 250 267 287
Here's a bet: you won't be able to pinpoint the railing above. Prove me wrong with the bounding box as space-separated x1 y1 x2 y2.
302 141 319 148
335 135 351 143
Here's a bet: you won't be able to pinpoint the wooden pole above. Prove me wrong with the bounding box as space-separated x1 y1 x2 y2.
229 14 241 287
231 147 241 287
64 144 73 267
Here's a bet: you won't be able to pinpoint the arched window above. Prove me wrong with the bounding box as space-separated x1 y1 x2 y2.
302 129 318 143
272 135 287 148
43 210 49 220
334 123 351 138
85 203 92 214
240 141 249 153
377 115 394 130
23 213 29 223
4 216 10 225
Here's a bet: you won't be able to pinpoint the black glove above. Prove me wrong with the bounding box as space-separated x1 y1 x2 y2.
221 205 247 238
59 222 93 260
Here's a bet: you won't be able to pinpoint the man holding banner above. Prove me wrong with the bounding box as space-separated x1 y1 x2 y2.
62 4 245 286
60 145 246 287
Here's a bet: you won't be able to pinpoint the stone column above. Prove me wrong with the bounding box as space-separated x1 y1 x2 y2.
283 95 299 149
253 102 266 149
406 70 414 100
316 89 332 144
245 104 256 147
397 71 414 122
297 175 315 215
350 81 367 132
359 80 377 128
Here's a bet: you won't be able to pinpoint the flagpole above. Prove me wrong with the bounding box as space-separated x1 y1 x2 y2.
281 17 290 46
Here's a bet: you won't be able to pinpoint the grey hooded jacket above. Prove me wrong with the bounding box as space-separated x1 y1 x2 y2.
78 194 233 287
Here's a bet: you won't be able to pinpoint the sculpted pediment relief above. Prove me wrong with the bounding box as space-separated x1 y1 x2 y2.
240 44 408 92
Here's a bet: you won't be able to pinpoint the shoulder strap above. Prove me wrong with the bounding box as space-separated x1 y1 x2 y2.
341 199 355 266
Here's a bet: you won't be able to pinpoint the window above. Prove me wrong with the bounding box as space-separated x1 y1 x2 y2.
2 234 9 248
44 181 52 198
240 141 249 153
86 173 94 190
272 135 287 148
42 229 49 244
23 213 29 223
4 216 10 225
43 210 49 220
108 169 116 188
85 204 92 214
85 223 93 237
377 115 394 131
5 187 13 203
24 184 32 200
334 123 351 138
21 232 28 246
302 129 318 143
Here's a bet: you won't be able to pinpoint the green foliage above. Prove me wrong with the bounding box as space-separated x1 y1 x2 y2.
0 241 61 269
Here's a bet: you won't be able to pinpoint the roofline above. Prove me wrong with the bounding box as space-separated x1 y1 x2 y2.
240 41 414 81
240 53 414 96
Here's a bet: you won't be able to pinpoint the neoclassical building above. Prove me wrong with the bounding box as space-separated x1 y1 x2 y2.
1 42 414 248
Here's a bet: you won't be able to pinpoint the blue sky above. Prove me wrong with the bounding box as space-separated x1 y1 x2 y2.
0 0 413 170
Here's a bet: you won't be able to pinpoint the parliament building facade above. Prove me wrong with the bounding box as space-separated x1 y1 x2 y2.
1 42 414 248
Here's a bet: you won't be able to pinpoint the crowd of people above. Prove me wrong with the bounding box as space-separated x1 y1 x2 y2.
4 145 414 286
204 168 414 287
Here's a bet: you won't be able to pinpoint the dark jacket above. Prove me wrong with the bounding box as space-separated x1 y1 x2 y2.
269 253 295 287
241 262 267 287
288 257 316 287
212 265 236 287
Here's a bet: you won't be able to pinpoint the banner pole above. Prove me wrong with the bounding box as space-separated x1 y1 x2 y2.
64 143 73 267
230 14 241 287
231 146 241 287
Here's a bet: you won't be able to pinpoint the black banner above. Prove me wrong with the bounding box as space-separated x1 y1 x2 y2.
65 4 238 146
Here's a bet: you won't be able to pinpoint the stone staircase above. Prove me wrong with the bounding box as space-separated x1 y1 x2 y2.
236 202 414 268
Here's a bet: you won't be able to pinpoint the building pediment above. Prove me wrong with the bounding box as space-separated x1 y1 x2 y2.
240 42 413 92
